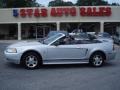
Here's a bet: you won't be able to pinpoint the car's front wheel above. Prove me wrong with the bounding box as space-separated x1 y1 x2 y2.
22 52 41 69
89 52 105 67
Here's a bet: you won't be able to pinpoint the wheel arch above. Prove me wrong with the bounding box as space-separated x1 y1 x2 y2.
89 50 106 61
20 50 43 64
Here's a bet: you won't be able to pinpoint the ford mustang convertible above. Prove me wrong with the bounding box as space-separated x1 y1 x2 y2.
4 33 116 69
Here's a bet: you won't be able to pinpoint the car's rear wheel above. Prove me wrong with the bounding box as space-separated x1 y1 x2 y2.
89 52 105 67
22 52 41 69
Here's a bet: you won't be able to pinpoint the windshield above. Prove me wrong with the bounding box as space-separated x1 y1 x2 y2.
47 31 58 38
74 33 89 39
43 33 64 45
47 31 68 38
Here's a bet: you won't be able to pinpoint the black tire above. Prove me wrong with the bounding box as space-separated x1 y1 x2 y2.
89 52 105 67
22 52 41 69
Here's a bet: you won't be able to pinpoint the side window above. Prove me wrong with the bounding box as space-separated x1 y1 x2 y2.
52 40 60 46
52 36 75 45
52 37 66 46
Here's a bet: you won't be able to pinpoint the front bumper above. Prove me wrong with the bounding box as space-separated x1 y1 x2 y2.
4 51 22 64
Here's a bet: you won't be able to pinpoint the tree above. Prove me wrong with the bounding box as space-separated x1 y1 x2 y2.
76 0 109 6
48 0 74 7
1 0 42 8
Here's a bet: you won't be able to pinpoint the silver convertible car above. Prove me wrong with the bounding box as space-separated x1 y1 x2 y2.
4 33 116 69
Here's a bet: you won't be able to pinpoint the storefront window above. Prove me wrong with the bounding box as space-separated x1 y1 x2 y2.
21 23 56 40
60 22 100 33
0 24 18 40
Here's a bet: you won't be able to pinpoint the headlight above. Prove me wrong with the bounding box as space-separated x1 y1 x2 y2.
6 48 17 53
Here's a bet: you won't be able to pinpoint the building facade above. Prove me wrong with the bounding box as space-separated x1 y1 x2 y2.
0 6 120 40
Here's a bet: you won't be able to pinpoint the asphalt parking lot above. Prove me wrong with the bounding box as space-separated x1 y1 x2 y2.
0 43 120 90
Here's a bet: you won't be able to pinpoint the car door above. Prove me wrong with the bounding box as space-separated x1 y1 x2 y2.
46 44 88 61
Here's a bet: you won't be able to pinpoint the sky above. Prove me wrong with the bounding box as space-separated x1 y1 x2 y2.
36 0 120 6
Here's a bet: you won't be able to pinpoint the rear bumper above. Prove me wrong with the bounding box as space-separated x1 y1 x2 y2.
106 51 116 61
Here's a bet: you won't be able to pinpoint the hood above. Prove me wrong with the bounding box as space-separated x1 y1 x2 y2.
8 41 43 48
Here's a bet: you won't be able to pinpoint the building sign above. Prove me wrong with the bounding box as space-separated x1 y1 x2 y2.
13 7 112 18
80 7 111 16
13 8 48 17
50 7 76 17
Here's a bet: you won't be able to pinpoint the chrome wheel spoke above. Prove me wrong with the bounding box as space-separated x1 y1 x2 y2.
93 55 103 66
25 55 38 68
